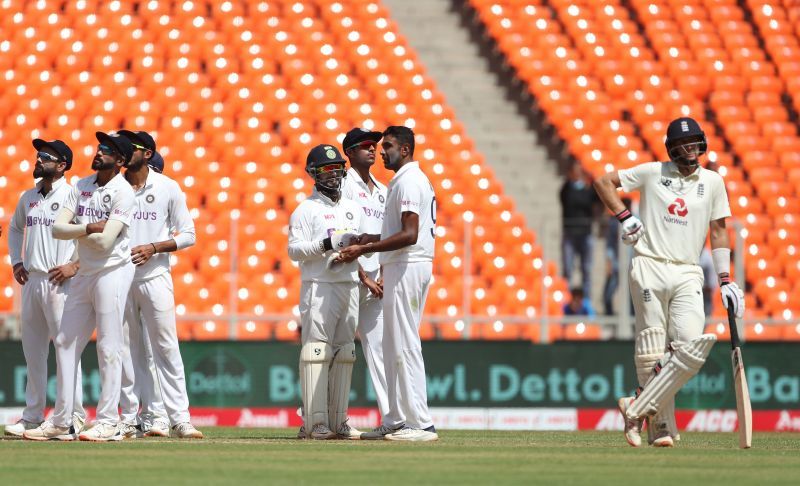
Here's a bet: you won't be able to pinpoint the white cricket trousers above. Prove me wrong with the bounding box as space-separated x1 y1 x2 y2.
52 263 134 427
382 261 434 430
120 272 190 425
20 272 85 423
629 256 706 344
356 269 389 422
299 281 359 347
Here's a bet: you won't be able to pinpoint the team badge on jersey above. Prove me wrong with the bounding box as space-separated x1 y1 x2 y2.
346 211 354 220
696 183 705 198
146 194 155 203
50 202 59 212
643 289 652 303
660 177 672 187
103 194 111 203
379 194 385 203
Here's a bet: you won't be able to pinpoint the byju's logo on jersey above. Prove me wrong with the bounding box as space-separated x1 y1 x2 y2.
667 198 688 217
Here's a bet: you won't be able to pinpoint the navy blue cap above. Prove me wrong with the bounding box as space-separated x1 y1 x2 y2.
33 139 73 171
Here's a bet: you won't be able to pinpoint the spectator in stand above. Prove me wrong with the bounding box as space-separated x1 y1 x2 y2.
563 287 596 317
560 163 601 299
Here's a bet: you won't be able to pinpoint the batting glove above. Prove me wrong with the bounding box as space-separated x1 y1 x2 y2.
720 280 745 319
617 209 644 246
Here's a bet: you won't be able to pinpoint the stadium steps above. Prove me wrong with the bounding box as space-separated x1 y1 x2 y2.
382 0 564 266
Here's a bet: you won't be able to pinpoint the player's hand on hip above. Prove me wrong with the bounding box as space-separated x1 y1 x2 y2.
621 215 644 246
12 263 28 285
721 281 745 318
131 244 156 266
48 262 78 285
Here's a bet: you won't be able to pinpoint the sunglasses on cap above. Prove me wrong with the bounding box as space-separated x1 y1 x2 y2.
97 144 116 156
132 143 149 151
37 151 61 163
347 140 377 151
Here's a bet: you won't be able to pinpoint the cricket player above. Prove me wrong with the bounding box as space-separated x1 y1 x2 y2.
24 132 136 442
340 128 390 425
116 130 202 439
288 144 362 440
338 126 438 442
593 117 744 447
5 139 85 438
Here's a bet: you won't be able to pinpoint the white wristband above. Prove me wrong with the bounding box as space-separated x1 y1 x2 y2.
711 247 731 278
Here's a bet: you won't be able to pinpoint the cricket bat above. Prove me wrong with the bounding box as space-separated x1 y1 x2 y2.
726 298 752 449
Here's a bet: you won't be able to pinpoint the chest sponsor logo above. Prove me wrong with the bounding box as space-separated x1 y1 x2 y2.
324 214 335 220
362 207 384 220
77 206 109 218
359 192 367 198
667 197 688 217
146 194 155 203
50 202 59 212
134 210 158 221
27 216 54 227
81 191 93 198
29 201 39 208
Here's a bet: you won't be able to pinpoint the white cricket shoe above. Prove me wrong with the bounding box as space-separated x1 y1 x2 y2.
385 426 439 442
119 423 144 440
335 419 362 440
172 423 204 439
618 397 643 448
79 422 123 442
5 419 41 437
360 423 403 440
72 414 86 434
145 418 170 437
296 424 307 439
309 423 337 440
651 428 674 447
23 421 76 441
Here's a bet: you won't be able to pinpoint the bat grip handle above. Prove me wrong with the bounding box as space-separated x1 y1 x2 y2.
727 296 741 349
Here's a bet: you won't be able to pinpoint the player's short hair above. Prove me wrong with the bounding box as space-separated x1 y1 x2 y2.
383 125 415 157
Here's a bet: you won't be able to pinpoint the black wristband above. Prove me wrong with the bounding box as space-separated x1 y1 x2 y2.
322 237 333 251
615 209 632 222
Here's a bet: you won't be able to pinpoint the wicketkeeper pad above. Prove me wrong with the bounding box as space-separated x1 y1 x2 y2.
301 342 333 429
626 333 717 420
328 343 356 431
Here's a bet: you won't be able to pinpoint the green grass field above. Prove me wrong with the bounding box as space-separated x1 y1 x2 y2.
2 428 799 485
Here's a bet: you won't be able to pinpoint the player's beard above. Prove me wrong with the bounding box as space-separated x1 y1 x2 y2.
33 165 56 179
92 157 117 171
383 151 401 170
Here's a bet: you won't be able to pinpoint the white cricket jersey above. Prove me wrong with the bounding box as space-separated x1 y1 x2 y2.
618 161 731 265
341 167 387 273
128 170 195 281
288 188 362 283
65 172 135 275
380 161 436 265
7 177 76 273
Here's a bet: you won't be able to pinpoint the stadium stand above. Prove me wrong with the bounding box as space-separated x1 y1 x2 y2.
0 0 571 341
469 0 800 334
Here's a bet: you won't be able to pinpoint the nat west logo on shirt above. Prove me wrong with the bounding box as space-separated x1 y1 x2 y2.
668 198 688 217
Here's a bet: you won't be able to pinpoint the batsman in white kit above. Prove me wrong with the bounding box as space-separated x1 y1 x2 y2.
340 128 391 425
116 130 202 439
24 132 137 442
288 144 363 439
594 117 744 447
5 139 85 438
338 126 438 442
